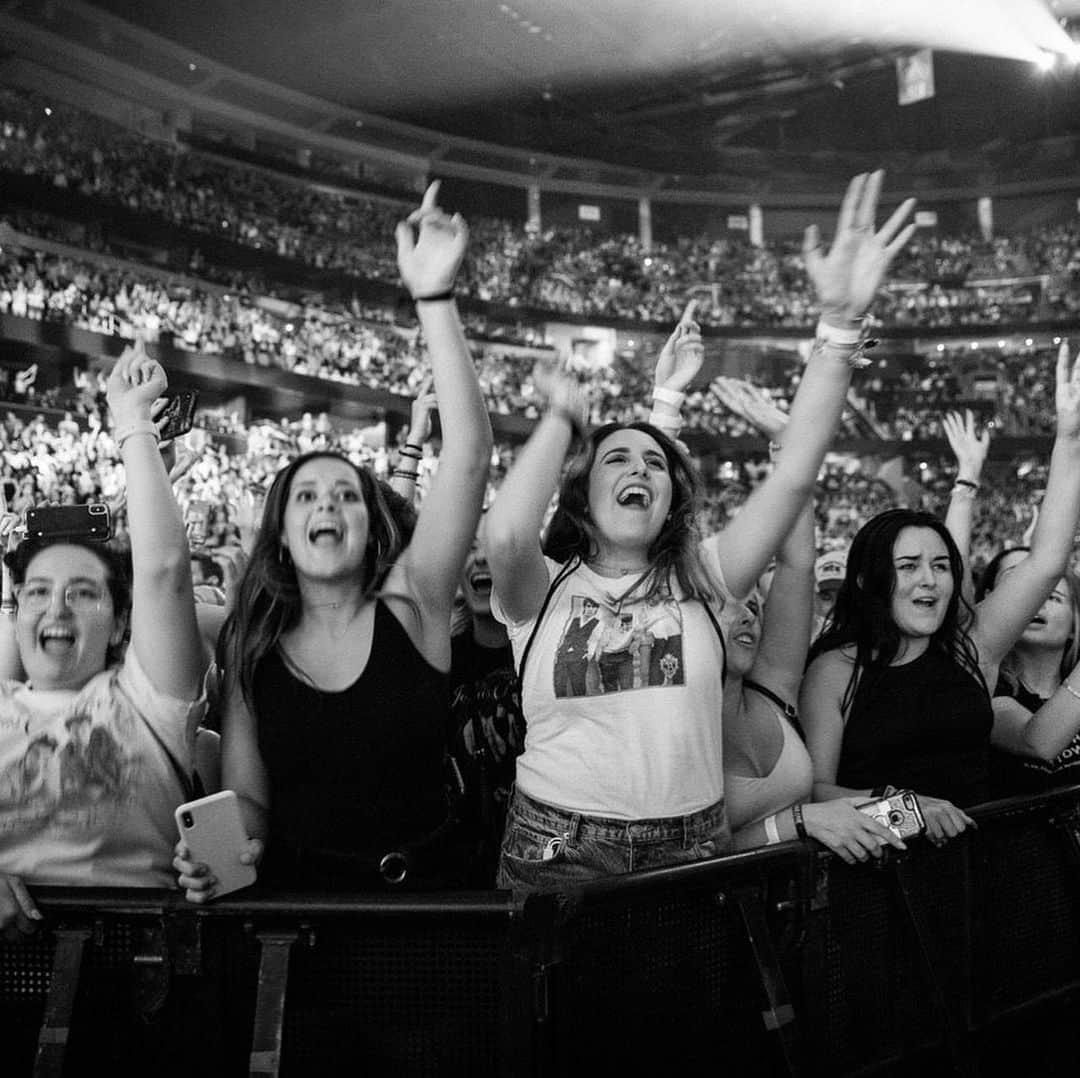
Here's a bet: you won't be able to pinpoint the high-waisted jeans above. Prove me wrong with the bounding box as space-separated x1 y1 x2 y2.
496 787 731 895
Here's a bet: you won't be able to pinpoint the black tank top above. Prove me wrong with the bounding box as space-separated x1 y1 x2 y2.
253 599 450 883
837 644 992 807
990 678 1080 797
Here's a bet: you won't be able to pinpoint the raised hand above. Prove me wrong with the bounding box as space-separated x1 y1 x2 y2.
942 409 990 483
1054 339 1080 439
712 377 789 440
395 181 469 300
533 361 590 435
653 300 704 393
106 340 167 428
406 373 438 447
803 171 916 326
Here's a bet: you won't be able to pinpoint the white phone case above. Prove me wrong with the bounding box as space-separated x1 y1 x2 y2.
175 790 257 897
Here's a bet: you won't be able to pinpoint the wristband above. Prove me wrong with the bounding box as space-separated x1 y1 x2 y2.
0 599 14 615
113 420 161 449
413 290 455 303
953 479 978 490
404 442 425 454
763 814 781 846
791 802 808 840
815 318 864 346
398 447 423 461
391 468 418 481
652 385 686 409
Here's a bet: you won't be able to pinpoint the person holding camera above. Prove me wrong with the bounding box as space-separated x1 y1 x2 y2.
485 172 916 892
801 342 1080 844
175 182 493 897
0 342 205 936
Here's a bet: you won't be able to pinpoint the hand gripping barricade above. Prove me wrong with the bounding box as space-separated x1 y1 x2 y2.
5 785 1080 1077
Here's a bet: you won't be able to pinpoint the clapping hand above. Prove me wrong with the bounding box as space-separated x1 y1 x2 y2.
804 171 916 326
712 377 789 440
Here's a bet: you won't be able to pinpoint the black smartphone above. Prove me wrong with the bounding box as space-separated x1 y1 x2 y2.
24 503 112 542
159 389 200 441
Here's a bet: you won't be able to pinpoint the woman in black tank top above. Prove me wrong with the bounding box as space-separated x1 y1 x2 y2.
175 184 493 898
802 362 1080 847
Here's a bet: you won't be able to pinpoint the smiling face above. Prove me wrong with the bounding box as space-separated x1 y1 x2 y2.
586 428 673 558
889 526 954 642
281 456 370 584
16 544 124 692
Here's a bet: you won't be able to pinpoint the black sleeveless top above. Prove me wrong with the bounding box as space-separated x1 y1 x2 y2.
837 645 992 807
252 600 451 884
990 678 1080 797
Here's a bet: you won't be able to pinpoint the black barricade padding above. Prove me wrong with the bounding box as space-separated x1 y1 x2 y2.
5 789 1080 1077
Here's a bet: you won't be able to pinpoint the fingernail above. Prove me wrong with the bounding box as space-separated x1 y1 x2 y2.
29 909 43 920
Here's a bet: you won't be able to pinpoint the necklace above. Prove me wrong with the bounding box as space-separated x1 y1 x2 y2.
589 558 650 578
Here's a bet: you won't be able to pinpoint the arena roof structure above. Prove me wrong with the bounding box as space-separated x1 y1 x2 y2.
2 0 1080 193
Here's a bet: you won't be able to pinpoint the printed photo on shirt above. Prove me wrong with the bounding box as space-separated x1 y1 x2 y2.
552 591 684 697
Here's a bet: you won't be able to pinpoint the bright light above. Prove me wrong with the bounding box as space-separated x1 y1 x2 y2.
1035 50 1056 71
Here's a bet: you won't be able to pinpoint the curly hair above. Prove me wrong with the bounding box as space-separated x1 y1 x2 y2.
807 508 983 714
5 536 132 667
216 452 416 712
543 421 722 605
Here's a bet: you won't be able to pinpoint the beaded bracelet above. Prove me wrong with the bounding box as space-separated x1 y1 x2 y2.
791 803 808 840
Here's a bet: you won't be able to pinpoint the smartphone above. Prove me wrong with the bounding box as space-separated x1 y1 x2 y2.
159 389 200 441
24 503 111 542
175 790 257 898
855 790 927 841
185 499 211 549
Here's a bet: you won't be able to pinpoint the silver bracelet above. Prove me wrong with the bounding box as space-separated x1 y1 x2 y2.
1062 681 1080 703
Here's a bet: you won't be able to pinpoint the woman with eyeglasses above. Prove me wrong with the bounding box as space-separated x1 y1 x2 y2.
0 342 205 937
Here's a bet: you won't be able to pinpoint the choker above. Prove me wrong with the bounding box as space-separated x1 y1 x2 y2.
589 559 651 578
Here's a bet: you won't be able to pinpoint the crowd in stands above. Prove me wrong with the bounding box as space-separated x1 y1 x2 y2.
2 86 1079 334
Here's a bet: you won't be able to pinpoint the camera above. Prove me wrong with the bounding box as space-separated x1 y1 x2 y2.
180 811 194 829
855 790 927 840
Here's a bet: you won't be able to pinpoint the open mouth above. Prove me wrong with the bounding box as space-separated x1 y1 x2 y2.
469 571 492 595
616 485 652 509
40 626 76 652
308 522 342 543
912 597 937 610
733 631 756 646
1029 614 1048 627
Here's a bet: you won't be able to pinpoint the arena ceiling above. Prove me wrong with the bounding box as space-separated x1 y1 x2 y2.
49 0 1080 175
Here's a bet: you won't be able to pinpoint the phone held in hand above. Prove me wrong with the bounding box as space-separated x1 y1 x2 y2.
24 503 112 542
175 790 257 898
855 790 927 840
159 389 200 442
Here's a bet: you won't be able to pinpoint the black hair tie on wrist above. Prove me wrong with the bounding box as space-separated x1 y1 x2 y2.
413 290 456 303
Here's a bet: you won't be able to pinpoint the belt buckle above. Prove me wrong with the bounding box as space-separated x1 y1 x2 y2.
378 850 409 885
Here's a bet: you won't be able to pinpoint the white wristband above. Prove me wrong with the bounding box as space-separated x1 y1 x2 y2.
815 318 864 347
763 814 781 846
652 385 686 409
113 420 161 449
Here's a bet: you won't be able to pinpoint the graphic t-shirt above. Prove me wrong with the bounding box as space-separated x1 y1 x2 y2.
0 646 204 887
492 559 727 819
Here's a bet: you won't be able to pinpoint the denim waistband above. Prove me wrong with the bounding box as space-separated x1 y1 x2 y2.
509 788 727 848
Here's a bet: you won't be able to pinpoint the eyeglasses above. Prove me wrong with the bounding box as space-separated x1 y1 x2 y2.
14 580 107 614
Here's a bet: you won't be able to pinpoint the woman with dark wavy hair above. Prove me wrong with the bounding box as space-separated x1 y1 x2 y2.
176 183 493 896
802 347 1080 844
486 171 917 892
976 547 1080 795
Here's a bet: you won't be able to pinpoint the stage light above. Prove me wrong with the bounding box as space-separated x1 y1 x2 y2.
1034 50 1057 71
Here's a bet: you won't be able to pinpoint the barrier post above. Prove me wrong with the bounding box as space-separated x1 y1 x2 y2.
33 926 91 1078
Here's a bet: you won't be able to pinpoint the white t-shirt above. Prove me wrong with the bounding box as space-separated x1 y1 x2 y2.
0 646 204 887
492 558 727 819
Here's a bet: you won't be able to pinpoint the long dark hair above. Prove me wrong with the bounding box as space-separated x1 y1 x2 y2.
6 536 132 667
543 421 722 604
217 451 415 712
977 545 1080 689
807 508 982 714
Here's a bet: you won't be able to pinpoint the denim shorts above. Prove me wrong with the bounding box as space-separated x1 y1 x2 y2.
496 787 731 895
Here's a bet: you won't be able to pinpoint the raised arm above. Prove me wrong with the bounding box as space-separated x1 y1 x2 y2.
941 408 989 601
705 172 915 598
485 368 590 624
389 374 436 501
971 342 1080 669
991 656 1080 761
712 378 814 698
390 184 493 639
105 345 203 700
